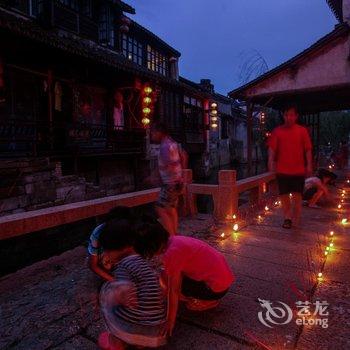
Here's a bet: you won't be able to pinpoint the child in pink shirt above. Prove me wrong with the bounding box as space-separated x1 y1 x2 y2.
134 220 234 336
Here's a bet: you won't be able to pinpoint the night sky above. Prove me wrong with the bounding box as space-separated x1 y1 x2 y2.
126 0 337 94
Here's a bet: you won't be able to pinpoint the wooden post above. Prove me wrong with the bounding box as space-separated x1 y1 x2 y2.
216 170 237 220
246 101 253 176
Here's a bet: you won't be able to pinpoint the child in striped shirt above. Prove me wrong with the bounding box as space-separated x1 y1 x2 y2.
97 218 167 350
87 206 135 281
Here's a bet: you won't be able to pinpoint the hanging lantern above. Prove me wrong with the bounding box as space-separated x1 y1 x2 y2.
141 84 154 127
209 101 219 129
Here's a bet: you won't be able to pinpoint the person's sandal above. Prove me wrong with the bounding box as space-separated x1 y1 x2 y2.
282 219 292 229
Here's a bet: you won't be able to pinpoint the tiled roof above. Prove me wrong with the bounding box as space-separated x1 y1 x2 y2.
327 0 343 22
229 23 350 98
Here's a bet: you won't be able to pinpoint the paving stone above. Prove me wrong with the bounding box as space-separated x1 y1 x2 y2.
52 335 98 350
179 293 300 349
164 322 254 350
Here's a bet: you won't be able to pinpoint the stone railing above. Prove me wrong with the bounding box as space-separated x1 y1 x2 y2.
0 169 276 240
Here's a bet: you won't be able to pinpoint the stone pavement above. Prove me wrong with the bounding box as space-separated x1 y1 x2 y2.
1 200 350 349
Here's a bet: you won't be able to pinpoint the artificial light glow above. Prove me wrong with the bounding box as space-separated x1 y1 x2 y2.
258 215 263 220
330 231 334 236
330 243 334 248
342 190 346 194
211 123 218 129
317 272 323 281
142 107 151 115
338 204 342 209
289 193 293 198
326 246 330 251
211 102 218 109
233 224 239 232
347 180 350 184
220 232 225 238
264 206 269 212
211 110 218 115
143 96 152 104
141 117 150 126
232 214 237 220
325 251 328 256
144 86 153 94
211 117 218 122
342 218 348 225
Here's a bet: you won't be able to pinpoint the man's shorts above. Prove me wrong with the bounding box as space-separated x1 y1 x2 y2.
156 183 183 209
277 174 305 195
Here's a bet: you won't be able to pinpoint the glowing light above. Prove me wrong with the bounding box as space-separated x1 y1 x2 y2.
211 102 218 109
142 107 151 115
326 246 330 251
258 215 263 220
328 165 332 170
220 232 225 238
342 218 348 225
330 231 334 236
211 123 218 129
347 180 350 184
262 183 267 193
144 86 153 94
330 243 334 248
317 272 323 281
211 116 218 122
233 224 239 232
338 204 342 209
342 193 345 198
274 201 279 206
341 199 344 203
232 214 237 220
289 193 293 198
141 117 150 126
324 251 328 256
211 110 218 116
143 96 152 104
342 190 346 194
264 206 269 212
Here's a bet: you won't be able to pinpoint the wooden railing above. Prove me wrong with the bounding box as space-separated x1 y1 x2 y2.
0 170 276 240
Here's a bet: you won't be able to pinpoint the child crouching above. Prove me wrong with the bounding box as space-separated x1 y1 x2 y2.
97 218 167 349
134 220 234 336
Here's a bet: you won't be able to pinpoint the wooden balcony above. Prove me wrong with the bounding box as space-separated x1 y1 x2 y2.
0 119 145 158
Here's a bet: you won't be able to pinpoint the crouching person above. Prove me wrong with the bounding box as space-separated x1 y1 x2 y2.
303 169 337 208
134 220 235 336
97 219 167 350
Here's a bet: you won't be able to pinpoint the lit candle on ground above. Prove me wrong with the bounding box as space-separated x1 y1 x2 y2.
232 214 237 220
264 206 269 212
233 224 239 232
338 204 342 209
317 272 323 281
220 232 225 238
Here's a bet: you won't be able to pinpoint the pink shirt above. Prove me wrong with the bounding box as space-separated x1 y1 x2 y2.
162 236 234 292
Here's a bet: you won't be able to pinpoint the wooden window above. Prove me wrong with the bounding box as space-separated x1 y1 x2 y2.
121 34 143 65
99 5 115 47
147 45 168 76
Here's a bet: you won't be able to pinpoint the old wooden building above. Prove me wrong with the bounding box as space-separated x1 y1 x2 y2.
0 0 208 214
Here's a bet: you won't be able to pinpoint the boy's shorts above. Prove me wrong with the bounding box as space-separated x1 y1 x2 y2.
277 174 305 195
181 276 229 301
156 183 183 208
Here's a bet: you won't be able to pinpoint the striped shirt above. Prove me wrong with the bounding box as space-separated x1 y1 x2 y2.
113 255 167 326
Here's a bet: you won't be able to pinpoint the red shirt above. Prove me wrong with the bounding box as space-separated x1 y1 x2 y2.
162 236 234 293
269 124 312 176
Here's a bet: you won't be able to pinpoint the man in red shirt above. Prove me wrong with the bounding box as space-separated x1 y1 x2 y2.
268 105 312 229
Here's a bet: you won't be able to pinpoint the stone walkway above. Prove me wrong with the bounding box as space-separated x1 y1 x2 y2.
1 197 350 349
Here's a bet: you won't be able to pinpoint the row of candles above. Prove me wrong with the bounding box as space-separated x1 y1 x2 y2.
220 179 348 284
